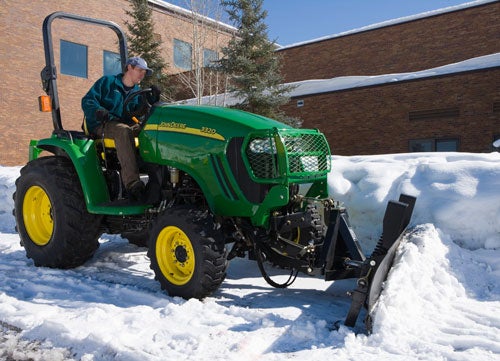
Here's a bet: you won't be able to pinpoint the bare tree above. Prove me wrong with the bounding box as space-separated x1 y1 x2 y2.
125 0 170 97
174 0 229 104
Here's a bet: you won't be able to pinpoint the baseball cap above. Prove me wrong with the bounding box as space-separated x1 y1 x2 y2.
126 56 153 76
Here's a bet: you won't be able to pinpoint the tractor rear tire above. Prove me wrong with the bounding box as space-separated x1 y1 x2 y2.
13 156 102 268
147 205 227 299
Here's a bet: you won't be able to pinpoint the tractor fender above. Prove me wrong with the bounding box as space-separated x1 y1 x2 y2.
30 136 111 209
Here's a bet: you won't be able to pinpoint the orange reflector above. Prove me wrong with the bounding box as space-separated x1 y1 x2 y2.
38 95 52 112
132 116 140 124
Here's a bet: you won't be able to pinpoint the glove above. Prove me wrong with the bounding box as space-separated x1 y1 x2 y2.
130 122 141 131
130 122 142 135
95 108 110 123
147 85 161 104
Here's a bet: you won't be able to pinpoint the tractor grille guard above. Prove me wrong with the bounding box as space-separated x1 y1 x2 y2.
243 128 331 183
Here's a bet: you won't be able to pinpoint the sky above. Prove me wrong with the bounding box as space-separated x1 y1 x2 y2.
163 0 484 46
261 0 481 45
1 151 499 359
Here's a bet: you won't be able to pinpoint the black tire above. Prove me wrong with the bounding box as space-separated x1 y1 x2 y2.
13 156 102 268
147 205 227 299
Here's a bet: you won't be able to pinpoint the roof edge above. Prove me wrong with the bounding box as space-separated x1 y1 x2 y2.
277 0 497 51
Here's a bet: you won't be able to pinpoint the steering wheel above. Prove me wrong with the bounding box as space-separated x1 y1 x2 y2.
123 88 155 122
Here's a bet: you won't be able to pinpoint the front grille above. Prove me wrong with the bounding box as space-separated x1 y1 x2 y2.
245 137 278 179
245 129 331 181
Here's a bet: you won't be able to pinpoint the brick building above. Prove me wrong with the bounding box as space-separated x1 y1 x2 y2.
278 1 499 82
0 0 233 166
282 67 499 155
277 0 500 155
1 0 499 165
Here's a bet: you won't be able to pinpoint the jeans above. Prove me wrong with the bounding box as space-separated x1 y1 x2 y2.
93 121 140 189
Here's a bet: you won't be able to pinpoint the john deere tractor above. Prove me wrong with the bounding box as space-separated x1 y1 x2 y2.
13 12 415 330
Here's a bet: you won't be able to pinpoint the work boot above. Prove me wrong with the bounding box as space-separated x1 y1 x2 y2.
127 180 145 201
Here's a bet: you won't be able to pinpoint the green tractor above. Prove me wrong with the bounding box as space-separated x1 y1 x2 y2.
13 12 415 330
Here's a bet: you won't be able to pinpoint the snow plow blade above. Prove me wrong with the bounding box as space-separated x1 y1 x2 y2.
344 194 416 330
322 194 416 331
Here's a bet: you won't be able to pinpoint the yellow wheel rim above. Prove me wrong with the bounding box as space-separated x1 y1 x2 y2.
292 227 300 243
22 185 53 246
156 226 195 286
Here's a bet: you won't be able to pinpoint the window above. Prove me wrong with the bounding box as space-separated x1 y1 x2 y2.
103 51 121 76
409 138 459 152
173 39 192 70
435 139 458 152
409 139 433 152
203 48 218 67
60 40 87 78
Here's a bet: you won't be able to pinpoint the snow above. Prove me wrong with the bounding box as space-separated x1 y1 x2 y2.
183 52 500 106
288 52 500 98
150 0 236 32
1 151 499 360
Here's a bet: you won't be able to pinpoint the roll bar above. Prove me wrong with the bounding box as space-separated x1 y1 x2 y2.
41 12 128 131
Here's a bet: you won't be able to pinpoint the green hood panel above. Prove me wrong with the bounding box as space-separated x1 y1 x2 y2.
29 105 330 223
147 105 293 133
139 105 331 223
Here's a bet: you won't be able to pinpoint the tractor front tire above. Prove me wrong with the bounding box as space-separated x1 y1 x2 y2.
147 205 227 299
13 156 102 268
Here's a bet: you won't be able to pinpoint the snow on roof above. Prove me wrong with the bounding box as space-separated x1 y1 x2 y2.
181 52 500 105
148 0 236 31
277 0 497 50
288 52 500 98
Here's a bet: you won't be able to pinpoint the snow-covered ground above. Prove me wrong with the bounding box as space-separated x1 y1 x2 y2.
0 151 499 360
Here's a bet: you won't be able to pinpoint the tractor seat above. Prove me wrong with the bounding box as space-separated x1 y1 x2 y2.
82 117 139 149
99 137 140 149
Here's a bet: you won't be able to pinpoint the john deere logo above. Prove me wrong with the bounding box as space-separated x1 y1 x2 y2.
146 121 225 141
159 121 187 129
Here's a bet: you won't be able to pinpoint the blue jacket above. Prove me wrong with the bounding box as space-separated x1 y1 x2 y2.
81 74 140 134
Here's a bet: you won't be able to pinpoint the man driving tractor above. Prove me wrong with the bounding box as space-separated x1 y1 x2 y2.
82 56 158 200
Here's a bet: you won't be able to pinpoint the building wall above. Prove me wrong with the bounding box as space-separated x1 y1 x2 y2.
276 1 500 155
0 0 232 166
278 2 500 83
1 1 499 165
282 68 500 155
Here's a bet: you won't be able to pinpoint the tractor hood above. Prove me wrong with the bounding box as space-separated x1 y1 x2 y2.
139 104 331 221
143 104 293 139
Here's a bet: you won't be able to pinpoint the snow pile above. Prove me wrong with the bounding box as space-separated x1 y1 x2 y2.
329 152 500 250
0 152 499 360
